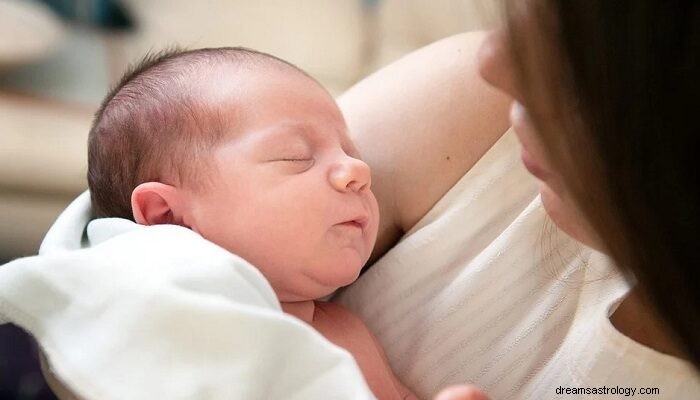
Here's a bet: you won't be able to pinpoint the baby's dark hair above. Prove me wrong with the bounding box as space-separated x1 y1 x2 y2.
88 47 310 220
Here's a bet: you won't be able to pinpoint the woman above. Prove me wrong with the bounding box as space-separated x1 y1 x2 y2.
480 0 700 367
340 1 699 398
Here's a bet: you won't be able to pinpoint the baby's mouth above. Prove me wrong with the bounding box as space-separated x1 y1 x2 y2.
339 220 363 229
336 215 368 231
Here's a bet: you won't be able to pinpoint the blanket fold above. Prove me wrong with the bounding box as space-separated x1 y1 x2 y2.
0 192 373 399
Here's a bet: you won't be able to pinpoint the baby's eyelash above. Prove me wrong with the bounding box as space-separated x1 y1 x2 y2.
275 158 315 172
277 158 312 162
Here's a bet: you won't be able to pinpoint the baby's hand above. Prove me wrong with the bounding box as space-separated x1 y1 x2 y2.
434 385 489 400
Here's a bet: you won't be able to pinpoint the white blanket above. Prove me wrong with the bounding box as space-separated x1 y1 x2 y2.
0 192 374 399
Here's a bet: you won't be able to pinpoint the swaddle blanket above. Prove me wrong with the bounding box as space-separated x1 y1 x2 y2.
0 192 374 399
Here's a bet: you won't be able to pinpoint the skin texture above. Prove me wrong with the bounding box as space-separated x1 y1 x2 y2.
133 64 380 302
338 31 511 265
184 68 380 302
434 386 489 400
310 302 418 399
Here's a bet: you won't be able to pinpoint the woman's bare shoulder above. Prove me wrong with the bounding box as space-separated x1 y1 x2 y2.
339 31 511 263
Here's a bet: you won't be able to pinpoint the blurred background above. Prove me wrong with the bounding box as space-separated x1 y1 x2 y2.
0 0 501 262
0 1 501 397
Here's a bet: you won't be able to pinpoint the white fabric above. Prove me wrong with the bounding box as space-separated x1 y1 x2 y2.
0 192 374 400
337 129 700 399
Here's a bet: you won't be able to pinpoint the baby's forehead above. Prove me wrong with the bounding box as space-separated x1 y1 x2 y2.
195 60 316 96
194 65 346 141
196 65 329 114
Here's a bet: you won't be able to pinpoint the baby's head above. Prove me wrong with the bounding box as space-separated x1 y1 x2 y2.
88 48 379 301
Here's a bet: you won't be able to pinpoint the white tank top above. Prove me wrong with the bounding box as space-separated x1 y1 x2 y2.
337 129 700 399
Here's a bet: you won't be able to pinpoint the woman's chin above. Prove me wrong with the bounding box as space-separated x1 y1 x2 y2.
539 183 604 251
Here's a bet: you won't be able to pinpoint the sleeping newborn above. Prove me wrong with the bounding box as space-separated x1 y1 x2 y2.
87 47 416 400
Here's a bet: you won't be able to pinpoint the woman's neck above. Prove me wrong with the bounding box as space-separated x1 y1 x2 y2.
280 300 316 323
610 287 687 359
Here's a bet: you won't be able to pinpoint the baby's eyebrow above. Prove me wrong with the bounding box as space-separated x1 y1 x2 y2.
262 123 319 143
251 124 314 150
253 122 352 153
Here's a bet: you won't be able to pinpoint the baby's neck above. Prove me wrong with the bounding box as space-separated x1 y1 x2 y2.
280 300 316 323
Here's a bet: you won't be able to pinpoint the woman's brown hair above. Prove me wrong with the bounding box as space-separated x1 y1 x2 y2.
506 0 699 366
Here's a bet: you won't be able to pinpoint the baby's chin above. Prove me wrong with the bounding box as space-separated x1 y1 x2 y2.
277 260 364 302
314 268 363 299
330 251 367 283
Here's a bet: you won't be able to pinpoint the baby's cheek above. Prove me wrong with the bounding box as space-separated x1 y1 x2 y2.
367 199 381 246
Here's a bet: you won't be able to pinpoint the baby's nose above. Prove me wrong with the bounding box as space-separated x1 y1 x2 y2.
329 156 371 193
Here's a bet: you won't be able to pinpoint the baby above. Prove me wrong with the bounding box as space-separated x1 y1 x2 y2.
87 47 416 400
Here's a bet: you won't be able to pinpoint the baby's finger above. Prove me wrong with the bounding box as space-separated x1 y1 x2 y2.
434 385 490 400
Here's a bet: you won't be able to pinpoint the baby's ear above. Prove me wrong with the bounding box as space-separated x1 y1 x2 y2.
131 182 185 226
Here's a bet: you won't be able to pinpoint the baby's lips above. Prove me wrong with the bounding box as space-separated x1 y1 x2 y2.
353 215 369 230
337 215 369 230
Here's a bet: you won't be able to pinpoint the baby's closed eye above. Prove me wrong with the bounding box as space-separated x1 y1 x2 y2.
274 157 312 162
269 156 315 173
268 143 312 163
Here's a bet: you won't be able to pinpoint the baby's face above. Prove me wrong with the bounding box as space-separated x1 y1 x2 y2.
185 66 379 301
